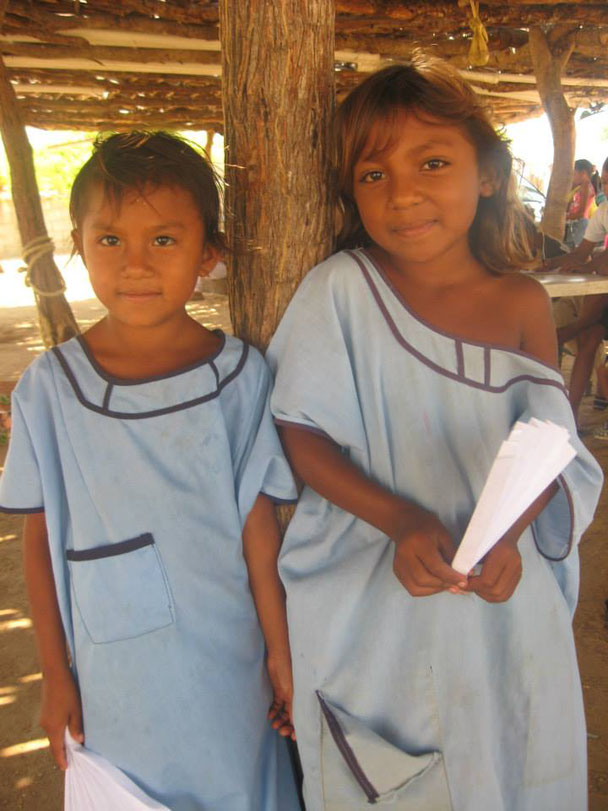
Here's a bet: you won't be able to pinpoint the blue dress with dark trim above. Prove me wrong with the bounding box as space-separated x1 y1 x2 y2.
0 332 300 811
266 249 603 811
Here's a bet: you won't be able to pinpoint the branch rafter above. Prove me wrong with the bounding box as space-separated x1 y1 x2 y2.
1 1 606 128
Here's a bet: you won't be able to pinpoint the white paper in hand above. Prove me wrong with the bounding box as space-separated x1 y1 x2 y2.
64 732 169 810
451 419 576 576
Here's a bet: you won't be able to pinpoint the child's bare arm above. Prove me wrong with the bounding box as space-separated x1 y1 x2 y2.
23 513 83 769
588 249 608 275
279 425 465 596
242 494 295 739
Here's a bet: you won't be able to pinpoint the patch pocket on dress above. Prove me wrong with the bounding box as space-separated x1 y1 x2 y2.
317 691 451 810
67 533 174 644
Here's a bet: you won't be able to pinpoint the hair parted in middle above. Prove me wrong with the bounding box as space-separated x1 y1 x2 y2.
334 52 535 273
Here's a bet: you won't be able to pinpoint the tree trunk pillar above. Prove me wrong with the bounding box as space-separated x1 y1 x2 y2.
219 0 335 350
0 55 78 348
529 26 576 242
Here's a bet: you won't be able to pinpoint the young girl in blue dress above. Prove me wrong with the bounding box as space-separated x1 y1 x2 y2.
267 56 602 810
0 132 300 811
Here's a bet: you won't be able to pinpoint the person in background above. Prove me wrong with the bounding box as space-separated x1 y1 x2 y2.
564 158 596 249
546 157 608 423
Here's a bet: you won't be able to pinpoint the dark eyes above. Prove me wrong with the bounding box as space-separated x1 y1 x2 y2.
358 158 449 184
359 170 385 183
423 158 448 170
97 235 176 246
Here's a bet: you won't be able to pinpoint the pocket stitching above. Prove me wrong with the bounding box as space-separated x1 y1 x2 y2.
66 532 154 561
67 535 175 645
317 691 380 803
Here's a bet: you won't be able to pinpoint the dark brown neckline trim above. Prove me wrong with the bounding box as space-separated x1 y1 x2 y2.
75 330 226 387
358 249 559 374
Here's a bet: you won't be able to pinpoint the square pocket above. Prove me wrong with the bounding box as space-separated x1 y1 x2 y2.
67 533 174 644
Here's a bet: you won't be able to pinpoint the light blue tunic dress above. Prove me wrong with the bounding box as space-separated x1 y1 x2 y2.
0 333 300 811
266 249 603 811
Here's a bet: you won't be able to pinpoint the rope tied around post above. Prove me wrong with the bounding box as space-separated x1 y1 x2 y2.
19 235 67 297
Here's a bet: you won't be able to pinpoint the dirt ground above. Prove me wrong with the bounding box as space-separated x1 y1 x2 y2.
0 294 607 810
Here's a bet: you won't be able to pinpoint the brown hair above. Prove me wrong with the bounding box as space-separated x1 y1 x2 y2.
335 54 535 273
70 130 225 252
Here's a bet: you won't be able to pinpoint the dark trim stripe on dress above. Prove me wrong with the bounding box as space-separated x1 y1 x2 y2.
66 532 154 561
316 692 380 804
531 474 575 561
350 249 568 396
74 331 227 386
51 342 250 420
0 504 45 514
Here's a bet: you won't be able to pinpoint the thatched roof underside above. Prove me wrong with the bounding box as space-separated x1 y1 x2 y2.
1 1 607 130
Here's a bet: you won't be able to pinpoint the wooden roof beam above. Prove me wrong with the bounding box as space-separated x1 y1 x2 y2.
0 40 221 66
5 1 218 39
2 56 221 77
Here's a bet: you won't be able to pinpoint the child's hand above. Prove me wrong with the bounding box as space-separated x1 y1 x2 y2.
467 536 522 603
393 509 467 596
40 668 84 770
266 651 296 741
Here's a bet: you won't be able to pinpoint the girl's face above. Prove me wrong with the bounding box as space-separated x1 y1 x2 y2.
572 168 588 187
73 183 218 330
352 112 495 276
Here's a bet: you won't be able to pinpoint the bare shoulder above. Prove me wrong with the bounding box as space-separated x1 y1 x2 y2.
494 272 557 365
495 270 550 298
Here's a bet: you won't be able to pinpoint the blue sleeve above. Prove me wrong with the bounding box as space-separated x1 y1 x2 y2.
233 351 297 524
0 393 44 513
515 383 603 611
515 380 603 562
266 256 367 453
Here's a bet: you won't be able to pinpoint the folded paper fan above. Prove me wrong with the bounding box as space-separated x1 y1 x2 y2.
64 732 169 810
451 419 576 576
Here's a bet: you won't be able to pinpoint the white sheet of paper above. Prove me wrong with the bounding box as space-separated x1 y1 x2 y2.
64 732 169 810
451 420 576 575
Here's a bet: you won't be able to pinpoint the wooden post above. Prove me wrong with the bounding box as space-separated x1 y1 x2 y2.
219 0 335 351
0 54 78 347
529 26 577 242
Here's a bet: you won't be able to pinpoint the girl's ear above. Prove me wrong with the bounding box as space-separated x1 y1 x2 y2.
197 244 221 278
479 167 500 198
71 229 85 261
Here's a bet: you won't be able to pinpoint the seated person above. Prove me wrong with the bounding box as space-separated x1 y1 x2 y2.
544 159 608 423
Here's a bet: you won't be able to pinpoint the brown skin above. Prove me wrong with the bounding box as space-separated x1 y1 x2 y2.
281 114 560 604
22 512 83 771
243 494 295 740
280 247 560 606
25 182 296 770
